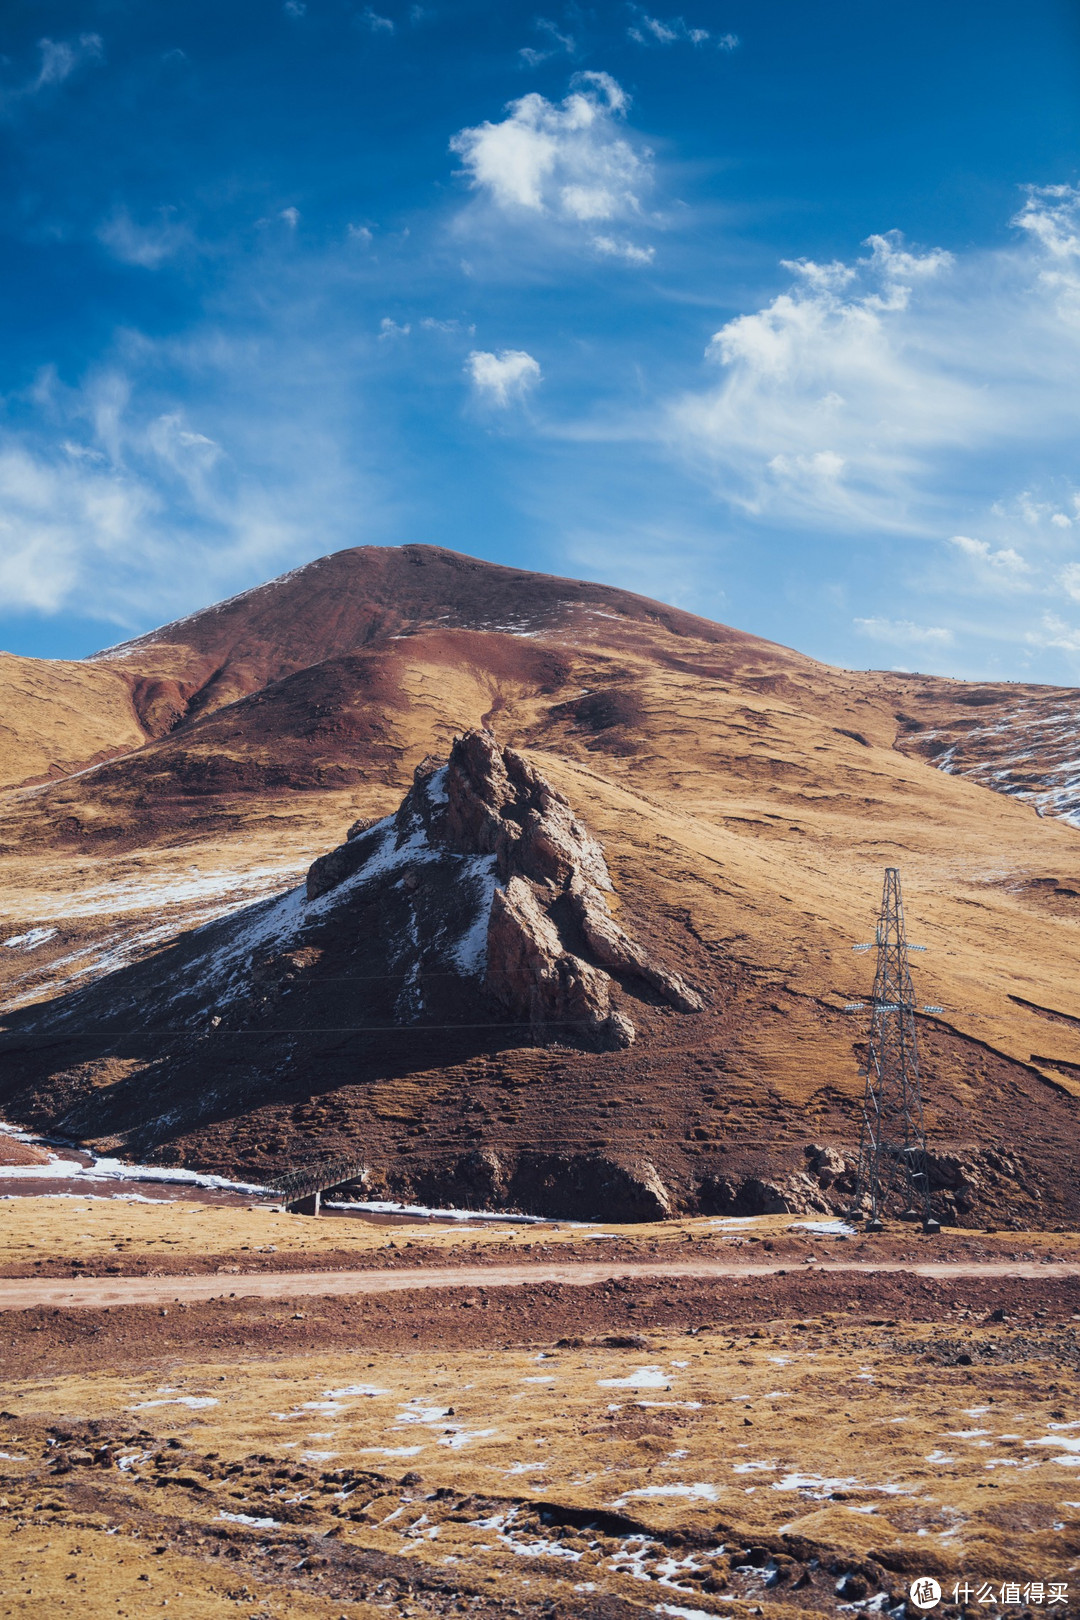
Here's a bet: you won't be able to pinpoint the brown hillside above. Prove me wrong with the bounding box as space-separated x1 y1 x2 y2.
1 546 1078 1224
0 651 147 789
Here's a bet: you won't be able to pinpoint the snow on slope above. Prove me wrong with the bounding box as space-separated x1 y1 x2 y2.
18 773 500 1033
916 699 1080 828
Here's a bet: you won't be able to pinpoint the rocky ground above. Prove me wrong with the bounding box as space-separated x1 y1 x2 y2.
2 1200 1079 1618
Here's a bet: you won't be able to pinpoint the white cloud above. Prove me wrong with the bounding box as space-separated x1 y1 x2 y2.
1006 488 1074 528
1058 564 1080 603
1027 613 1080 653
1 33 103 115
591 234 654 265
1013 184 1080 260
0 447 146 611
666 192 1080 541
97 208 192 269
145 414 222 483
450 73 653 257
0 323 370 629
949 535 1031 578
519 18 577 66
379 317 411 338
280 206 300 229
627 9 717 46
362 8 394 31
854 617 954 648
466 349 541 406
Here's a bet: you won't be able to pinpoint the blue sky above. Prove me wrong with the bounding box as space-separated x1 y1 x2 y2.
2 1 1080 679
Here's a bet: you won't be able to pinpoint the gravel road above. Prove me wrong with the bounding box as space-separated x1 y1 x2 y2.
3 1256 1078 1311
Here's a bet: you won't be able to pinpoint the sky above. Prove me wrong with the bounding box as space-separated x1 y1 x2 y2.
2 1 1080 680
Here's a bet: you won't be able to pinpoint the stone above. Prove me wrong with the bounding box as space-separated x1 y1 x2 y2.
805 1143 847 1186
566 873 703 1012
486 876 616 1046
510 1150 672 1221
306 821 385 900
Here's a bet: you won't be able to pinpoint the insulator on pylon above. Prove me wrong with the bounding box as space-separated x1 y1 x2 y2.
922 1004 944 1014
844 1002 865 1012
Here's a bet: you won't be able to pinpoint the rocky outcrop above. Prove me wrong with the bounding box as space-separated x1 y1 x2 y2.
505 1151 672 1222
804 1143 848 1186
696 1144 859 1217
401 727 613 893
486 876 634 1048
321 1145 673 1222
306 819 389 901
566 873 702 1015
698 1170 834 1217
306 728 702 1048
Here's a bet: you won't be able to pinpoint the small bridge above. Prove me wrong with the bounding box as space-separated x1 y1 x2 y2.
265 1154 369 1215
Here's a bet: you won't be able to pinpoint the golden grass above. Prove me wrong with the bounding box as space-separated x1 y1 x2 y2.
3 1197 1079 1273
2 1314 1078 1614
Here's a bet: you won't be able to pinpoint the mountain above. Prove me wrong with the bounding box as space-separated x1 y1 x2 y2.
1 545 1079 1224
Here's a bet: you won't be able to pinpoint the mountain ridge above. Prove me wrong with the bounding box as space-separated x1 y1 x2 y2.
2 545 1079 1224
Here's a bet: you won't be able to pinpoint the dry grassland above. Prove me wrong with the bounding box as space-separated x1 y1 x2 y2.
3 1200 1080 1278
2 1316 1079 1618
2 1201 1080 1617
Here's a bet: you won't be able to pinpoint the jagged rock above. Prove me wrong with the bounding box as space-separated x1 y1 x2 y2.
346 815 379 841
698 1169 832 1216
306 820 385 900
566 873 702 1013
431 731 612 891
304 727 702 1047
744 1177 797 1216
486 876 616 1042
510 1150 672 1222
453 1147 507 1203
804 1143 848 1187
352 1147 670 1221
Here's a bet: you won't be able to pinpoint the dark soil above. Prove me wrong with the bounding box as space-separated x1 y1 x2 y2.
4 1269 1079 1382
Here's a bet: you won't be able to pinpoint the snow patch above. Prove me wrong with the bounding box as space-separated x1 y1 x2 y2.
3 928 58 950
0 1135 269 1194
129 1396 219 1411
613 1483 719 1504
323 1198 545 1223
438 1427 499 1449
655 1606 724 1620
598 1366 670 1390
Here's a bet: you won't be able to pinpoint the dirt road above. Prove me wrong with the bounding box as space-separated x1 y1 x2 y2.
2 1256 1078 1311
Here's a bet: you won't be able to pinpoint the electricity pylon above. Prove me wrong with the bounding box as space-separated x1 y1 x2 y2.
845 868 941 1233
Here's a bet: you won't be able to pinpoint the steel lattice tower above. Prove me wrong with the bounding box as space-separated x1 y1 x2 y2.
847 868 940 1233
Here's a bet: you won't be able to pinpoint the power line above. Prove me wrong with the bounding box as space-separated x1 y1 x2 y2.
0 1017 620 1043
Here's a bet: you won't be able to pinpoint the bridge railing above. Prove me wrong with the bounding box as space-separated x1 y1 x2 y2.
265 1155 369 1204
